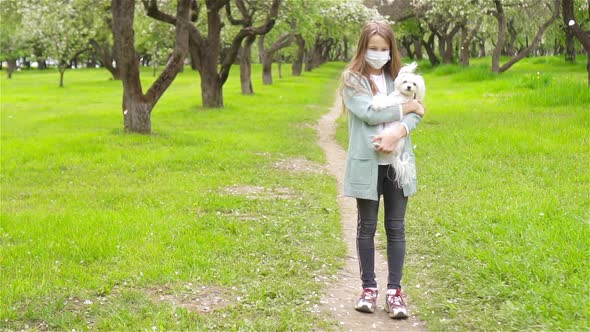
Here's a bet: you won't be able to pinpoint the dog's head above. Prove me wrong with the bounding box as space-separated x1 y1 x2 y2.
394 63 425 101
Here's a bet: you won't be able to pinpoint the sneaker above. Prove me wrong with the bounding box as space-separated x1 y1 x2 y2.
384 288 409 319
354 288 378 313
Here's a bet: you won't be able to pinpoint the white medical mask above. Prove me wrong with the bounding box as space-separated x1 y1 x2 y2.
365 50 390 69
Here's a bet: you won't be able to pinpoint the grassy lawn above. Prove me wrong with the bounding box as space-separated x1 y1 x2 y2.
2 55 589 331
337 56 589 331
1 63 347 330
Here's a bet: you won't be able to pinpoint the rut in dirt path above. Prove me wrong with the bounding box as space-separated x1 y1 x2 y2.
315 95 427 332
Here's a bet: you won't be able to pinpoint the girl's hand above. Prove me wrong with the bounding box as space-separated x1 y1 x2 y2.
372 126 407 153
401 100 425 116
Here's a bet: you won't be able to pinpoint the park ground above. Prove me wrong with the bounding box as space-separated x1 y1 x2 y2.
1 56 589 331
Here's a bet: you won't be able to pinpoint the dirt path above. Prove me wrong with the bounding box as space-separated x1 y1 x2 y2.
315 96 427 332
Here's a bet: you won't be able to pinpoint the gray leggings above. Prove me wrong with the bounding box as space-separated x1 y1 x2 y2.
356 165 408 290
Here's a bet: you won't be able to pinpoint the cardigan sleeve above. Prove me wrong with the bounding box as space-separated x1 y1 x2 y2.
342 71 402 126
401 113 422 133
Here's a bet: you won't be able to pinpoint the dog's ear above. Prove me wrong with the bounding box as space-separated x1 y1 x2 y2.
415 75 426 101
393 74 404 91
399 62 418 74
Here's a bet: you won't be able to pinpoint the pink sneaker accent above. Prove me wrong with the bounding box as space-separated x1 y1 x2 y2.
384 288 409 319
354 288 378 313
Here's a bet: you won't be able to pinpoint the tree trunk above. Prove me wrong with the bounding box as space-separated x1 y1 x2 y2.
259 32 292 85
292 34 304 76
306 37 324 71
258 36 272 85
498 0 560 73
200 46 223 107
343 36 349 61
563 0 590 83
401 36 413 59
459 26 470 66
113 0 151 133
459 19 481 67
477 38 486 57
492 0 507 72
112 0 190 133
564 30 576 62
441 36 454 64
87 53 97 68
413 35 423 60
123 95 153 134
7 59 17 78
445 25 461 64
90 39 121 80
145 0 280 107
262 58 273 85
422 33 440 66
188 37 201 71
59 66 66 87
506 18 517 56
239 35 255 94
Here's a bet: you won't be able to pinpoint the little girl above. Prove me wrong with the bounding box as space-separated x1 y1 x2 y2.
340 20 425 319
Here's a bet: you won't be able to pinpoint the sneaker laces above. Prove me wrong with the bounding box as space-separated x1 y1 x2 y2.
387 290 405 306
361 289 377 301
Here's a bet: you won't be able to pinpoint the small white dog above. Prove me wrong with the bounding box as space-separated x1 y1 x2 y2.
371 62 425 187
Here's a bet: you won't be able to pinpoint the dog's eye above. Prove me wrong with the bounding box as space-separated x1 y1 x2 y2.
413 83 417 86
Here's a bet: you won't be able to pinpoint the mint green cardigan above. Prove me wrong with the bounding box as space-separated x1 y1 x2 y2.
341 70 422 201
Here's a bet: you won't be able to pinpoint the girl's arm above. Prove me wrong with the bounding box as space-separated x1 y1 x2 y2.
342 72 424 125
374 107 424 153
342 84 402 125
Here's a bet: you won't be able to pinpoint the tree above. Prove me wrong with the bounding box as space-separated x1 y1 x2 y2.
459 17 482 66
408 0 483 65
89 2 121 80
304 0 384 70
258 32 293 85
562 0 590 84
0 0 30 78
144 0 281 108
111 0 190 134
239 35 256 94
222 0 284 93
20 0 96 87
491 0 561 73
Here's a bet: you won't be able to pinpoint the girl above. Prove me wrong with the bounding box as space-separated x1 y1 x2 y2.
340 21 425 319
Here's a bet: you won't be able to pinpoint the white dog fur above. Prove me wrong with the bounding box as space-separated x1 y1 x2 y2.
371 62 425 187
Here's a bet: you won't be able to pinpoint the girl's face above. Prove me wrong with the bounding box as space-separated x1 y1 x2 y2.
365 34 390 73
367 34 389 53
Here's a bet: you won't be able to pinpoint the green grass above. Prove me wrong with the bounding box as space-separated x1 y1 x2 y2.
1 63 347 330
337 56 590 331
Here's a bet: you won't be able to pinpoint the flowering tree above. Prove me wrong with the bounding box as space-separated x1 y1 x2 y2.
144 0 281 108
304 0 385 71
19 0 96 87
0 0 30 78
490 0 561 73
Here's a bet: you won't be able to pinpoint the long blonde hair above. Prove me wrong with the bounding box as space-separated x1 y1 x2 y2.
342 21 402 96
